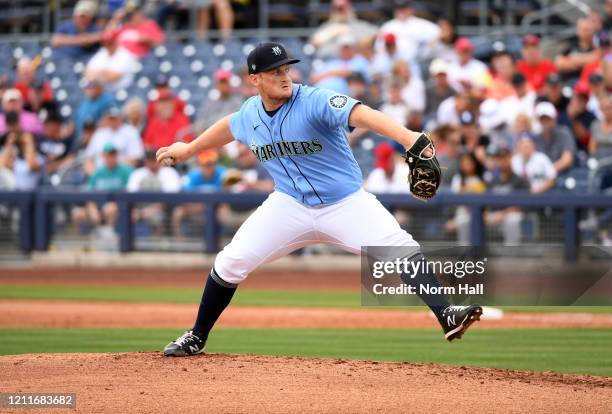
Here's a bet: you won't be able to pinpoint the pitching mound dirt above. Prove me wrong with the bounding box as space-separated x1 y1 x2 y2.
1 353 610 413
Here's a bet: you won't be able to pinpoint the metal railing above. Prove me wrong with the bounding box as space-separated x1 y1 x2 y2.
2 190 612 261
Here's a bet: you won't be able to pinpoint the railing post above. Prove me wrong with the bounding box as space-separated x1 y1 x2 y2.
34 196 49 251
117 197 133 253
469 205 485 247
204 202 219 253
18 196 33 252
563 207 579 262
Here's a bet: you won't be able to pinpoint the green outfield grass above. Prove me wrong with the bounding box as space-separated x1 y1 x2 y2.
1 284 612 313
0 328 610 376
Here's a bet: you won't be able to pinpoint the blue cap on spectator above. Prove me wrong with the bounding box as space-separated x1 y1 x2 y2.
103 142 118 154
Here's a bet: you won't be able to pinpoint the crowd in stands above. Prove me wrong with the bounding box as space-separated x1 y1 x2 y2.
1 0 612 243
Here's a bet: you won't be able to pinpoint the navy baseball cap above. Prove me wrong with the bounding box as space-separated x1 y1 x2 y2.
247 43 300 75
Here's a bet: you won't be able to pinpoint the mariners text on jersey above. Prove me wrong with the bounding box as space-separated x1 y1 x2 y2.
251 138 323 163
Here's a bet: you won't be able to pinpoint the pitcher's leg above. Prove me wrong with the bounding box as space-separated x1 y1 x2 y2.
164 192 317 356
317 189 481 341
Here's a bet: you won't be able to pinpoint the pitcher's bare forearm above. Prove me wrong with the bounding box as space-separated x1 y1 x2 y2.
185 115 234 157
348 104 421 150
157 114 235 164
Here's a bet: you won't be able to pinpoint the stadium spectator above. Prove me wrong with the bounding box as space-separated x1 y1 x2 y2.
23 79 59 117
73 142 133 230
516 34 556 92
425 59 455 120
512 134 556 193
143 90 192 150
37 112 74 175
309 0 378 59
73 79 117 143
0 111 42 191
501 73 537 127
195 69 242 133
370 32 422 83
156 0 190 32
377 0 440 62
433 125 461 187
146 75 186 120
446 152 486 244
109 1 165 59
122 97 146 134
575 33 612 93
437 90 473 127
13 57 55 113
539 73 570 115
195 0 234 39
143 88 192 150
379 79 410 126
428 18 458 62
51 0 102 60
485 147 530 245
555 17 599 84
487 50 516 101
346 73 375 109
127 149 181 234
533 101 576 174
0 154 15 189
365 142 410 193
458 111 488 164
562 84 597 151
310 35 370 95
84 106 144 172
447 37 488 93
0 89 43 136
479 99 514 151
589 96 612 158
392 60 425 114
172 150 226 238
84 28 138 91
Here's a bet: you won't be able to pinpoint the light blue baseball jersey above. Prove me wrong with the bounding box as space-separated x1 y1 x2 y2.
229 84 363 207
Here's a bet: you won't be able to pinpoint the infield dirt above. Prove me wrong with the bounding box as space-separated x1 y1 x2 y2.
1 352 611 413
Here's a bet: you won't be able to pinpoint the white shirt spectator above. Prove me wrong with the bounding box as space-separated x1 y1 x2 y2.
501 91 537 126
400 76 426 113
377 17 440 62
127 166 181 193
511 151 556 193
379 102 410 126
86 46 137 91
366 163 411 193
13 156 44 191
447 59 488 92
437 95 460 126
85 124 144 167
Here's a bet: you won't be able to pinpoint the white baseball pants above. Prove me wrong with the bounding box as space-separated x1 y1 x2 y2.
214 188 419 285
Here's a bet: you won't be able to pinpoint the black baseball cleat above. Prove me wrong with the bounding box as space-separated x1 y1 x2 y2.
440 305 482 341
163 330 206 357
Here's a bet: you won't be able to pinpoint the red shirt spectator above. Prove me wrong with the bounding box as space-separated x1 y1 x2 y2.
146 75 185 119
142 90 192 149
13 57 54 107
114 3 165 58
516 35 556 92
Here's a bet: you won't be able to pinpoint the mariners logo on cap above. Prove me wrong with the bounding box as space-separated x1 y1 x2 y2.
329 95 348 109
272 46 282 56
